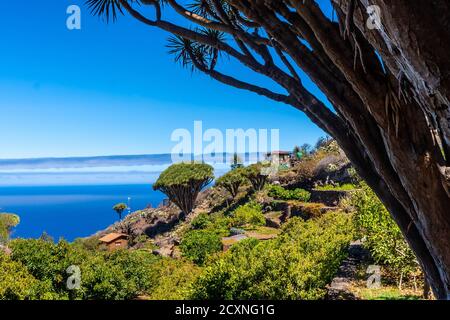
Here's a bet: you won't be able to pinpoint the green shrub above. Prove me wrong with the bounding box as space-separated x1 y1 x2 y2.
349 183 419 285
180 230 223 265
0 252 41 300
8 238 160 300
191 212 212 230
267 185 311 201
207 213 233 237
149 258 201 300
315 183 356 191
191 212 355 299
232 202 265 227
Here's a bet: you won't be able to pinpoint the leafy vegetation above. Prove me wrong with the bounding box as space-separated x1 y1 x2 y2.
315 183 356 191
0 213 20 244
180 230 222 265
348 183 420 287
7 238 161 300
148 258 201 300
231 202 265 227
0 252 41 300
0 141 426 300
267 185 311 201
191 212 355 299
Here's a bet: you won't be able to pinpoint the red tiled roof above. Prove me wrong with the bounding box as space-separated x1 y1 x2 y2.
99 233 128 243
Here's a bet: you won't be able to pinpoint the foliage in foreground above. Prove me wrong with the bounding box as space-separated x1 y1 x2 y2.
0 252 41 299
348 183 420 285
191 212 355 299
2 238 163 300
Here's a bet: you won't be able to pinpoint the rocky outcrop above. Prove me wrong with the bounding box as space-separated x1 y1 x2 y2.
0 244 11 255
310 190 352 207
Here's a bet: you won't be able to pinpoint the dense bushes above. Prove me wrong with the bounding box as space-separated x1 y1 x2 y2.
231 202 265 227
191 212 355 299
180 230 223 265
191 212 212 230
267 185 311 202
348 183 419 286
0 252 41 300
7 238 161 300
148 258 201 300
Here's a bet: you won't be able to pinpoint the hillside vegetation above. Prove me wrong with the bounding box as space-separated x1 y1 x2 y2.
0 139 426 300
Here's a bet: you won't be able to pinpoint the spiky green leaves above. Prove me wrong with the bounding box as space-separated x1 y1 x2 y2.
215 167 247 198
154 162 214 188
153 163 214 215
167 29 226 71
86 0 154 22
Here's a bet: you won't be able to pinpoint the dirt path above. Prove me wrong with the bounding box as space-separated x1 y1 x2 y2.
326 240 371 300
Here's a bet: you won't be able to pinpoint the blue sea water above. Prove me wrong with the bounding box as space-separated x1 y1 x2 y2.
0 184 166 242
0 153 260 241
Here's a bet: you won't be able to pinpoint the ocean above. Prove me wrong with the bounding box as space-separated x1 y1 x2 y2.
0 184 165 241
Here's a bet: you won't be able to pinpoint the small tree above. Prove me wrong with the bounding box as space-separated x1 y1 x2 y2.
113 203 127 221
153 162 214 216
215 168 246 198
292 145 302 160
243 163 270 192
0 213 20 244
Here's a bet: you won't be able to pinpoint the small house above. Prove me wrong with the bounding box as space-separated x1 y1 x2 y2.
99 232 128 250
266 150 292 164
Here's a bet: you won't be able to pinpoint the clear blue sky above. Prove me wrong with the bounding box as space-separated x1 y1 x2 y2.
0 0 333 159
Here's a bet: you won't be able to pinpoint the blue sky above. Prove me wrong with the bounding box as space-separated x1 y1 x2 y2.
0 0 333 159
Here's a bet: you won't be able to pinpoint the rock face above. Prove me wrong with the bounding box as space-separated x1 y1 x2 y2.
310 190 352 207
0 244 11 255
93 203 182 246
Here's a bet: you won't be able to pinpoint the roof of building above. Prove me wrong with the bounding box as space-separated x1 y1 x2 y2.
267 150 291 155
99 232 128 243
